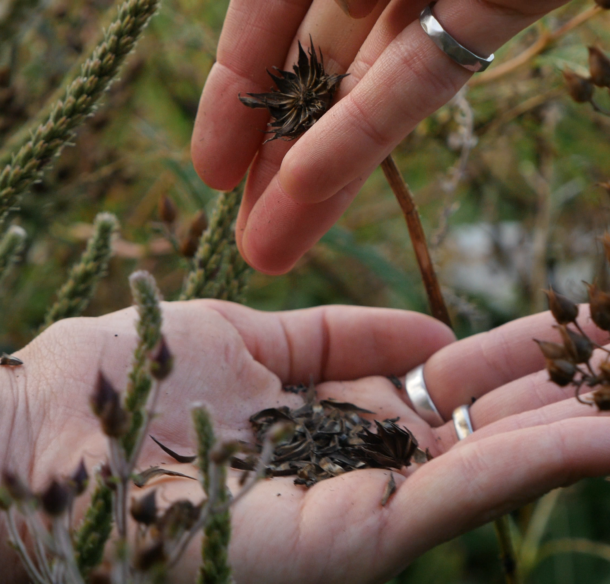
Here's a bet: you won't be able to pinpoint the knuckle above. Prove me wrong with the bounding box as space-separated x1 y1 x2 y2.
344 92 394 149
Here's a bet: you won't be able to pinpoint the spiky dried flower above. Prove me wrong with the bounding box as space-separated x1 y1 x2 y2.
239 37 348 142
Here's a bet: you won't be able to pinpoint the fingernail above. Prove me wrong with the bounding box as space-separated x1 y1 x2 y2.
334 0 352 16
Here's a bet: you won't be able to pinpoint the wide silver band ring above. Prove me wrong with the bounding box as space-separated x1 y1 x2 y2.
452 404 474 440
420 3 495 73
404 364 444 427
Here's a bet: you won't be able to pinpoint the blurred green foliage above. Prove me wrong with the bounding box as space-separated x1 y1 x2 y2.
2 0 610 582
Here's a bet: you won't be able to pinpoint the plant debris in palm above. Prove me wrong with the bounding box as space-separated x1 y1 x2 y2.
239 37 348 142
230 383 430 488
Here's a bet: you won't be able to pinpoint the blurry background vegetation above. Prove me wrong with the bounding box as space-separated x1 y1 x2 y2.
1 0 610 582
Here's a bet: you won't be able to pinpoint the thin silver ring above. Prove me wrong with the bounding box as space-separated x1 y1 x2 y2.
420 3 495 73
404 365 444 427
452 405 474 440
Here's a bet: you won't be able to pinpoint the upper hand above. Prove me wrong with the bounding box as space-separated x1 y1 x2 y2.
191 0 571 274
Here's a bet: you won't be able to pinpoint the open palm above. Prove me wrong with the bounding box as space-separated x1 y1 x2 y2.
6 301 610 583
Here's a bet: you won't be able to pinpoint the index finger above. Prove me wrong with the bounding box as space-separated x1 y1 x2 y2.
191 0 312 191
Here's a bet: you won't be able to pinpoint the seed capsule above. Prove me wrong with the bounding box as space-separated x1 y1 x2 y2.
534 339 570 361
586 282 610 331
150 337 173 381
39 479 71 517
90 372 129 438
130 490 157 526
555 325 593 364
589 46 610 88
158 194 177 224
543 288 578 324
563 70 594 103
594 0 610 10
593 386 610 410
69 459 89 496
545 358 577 386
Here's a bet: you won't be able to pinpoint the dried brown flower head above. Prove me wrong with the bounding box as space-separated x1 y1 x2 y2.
562 69 594 103
239 37 348 142
543 288 578 324
589 46 610 88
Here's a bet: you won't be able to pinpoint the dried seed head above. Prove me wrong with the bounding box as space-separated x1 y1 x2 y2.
91 373 129 438
562 69 594 103
68 458 89 496
534 339 569 361
555 325 593 364
130 490 157 525
2 469 32 502
545 358 577 386
586 282 610 331
543 288 579 324
39 479 71 516
589 46 610 87
209 440 241 465
158 194 177 224
150 337 173 381
593 386 610 410
239 36 348 142
595 0 610 8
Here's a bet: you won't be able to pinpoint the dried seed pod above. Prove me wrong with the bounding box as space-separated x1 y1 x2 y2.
555 325 593 364
179 234 199 258
239 37 348 142
586 282 610 331
594 0 610 8
543 288 578 324
130 490 157 525
0 353 23 366
158 194 177 224
588 46 610 88
40 479 71 516
150 337 173 381
545 358 577 386
534 339 570 361
69 458 89 496
592 386 610 410
188 210 208 239
91 373 129 438
562 70 594 103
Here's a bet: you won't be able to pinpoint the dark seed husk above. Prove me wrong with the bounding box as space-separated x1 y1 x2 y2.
239 36 348 142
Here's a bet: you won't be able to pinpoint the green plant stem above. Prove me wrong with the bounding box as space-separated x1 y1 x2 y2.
42 213 117 329
180 186 242 301
536 538 610 564
0 0 160 223
122 270 162 457
0 224 25 285
380 155 452 328
494 515 520 584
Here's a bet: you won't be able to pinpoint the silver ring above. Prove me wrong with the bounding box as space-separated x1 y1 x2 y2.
452 405 474 440
420 3 495 73
404 365 444 427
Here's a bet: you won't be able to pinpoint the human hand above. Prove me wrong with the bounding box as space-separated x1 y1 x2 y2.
2 302 610 583
192 0 572 274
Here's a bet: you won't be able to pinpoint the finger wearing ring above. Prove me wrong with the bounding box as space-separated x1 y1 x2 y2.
404 364 444 427
453 404 474 441
420 2 495 73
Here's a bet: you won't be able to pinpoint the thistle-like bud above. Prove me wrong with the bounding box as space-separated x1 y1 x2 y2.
543 288 578 324
545 358 576 386
209 441 241 465
39 479 71 517
555 325 593 364
91 372 129 438
534 339 569 361
2 469 32 502
588 46 610 88
130 490 157 526
594 0 610 10
150 337 173 381
158 194 177 224
563 70 594 103
586 282 610 331
68 458 89 496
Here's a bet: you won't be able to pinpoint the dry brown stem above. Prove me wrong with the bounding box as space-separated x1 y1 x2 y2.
380 155 452 328
470 5 602 87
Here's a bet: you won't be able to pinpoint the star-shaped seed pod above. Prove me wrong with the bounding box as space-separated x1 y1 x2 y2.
239 36 348 142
